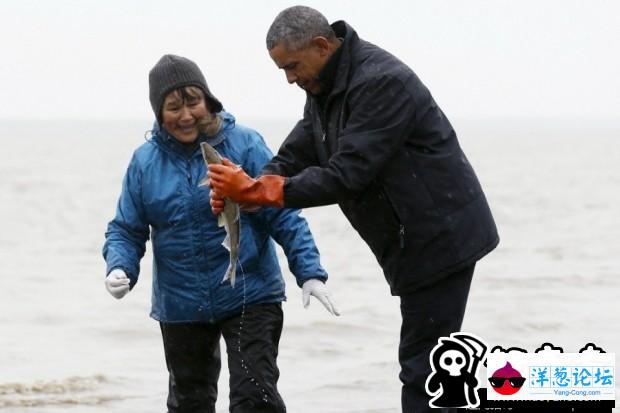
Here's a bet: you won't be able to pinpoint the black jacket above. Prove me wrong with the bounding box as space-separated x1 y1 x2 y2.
263 21 499 295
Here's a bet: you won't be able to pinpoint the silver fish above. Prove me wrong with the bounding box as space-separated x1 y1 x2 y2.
199 142 241 287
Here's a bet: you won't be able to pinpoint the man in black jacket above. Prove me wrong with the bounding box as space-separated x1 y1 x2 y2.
208 6 499 412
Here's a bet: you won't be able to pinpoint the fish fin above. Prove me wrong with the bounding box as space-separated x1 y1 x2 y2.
221 232 231 251
198 177 210 187
221 263 237 288
217 213 226 227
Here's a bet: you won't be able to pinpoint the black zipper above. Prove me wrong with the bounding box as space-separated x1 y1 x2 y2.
315 94 331 143
320 108 327 142
380 187 405 249
186 158 192 185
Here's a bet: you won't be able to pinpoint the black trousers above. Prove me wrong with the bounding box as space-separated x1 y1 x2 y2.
399 265 475 413
160 303 286 413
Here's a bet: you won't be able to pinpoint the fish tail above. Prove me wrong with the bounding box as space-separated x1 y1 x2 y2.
222 263 237 288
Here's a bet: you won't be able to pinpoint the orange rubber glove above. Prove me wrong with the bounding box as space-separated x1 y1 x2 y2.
210 191 261 215
208 159 284 208
210 191 226 215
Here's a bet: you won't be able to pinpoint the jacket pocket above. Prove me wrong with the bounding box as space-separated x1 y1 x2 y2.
340 183 402 265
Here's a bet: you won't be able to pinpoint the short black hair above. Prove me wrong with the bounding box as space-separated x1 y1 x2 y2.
266 5 336 51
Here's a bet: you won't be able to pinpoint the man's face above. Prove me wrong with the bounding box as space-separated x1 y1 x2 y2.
269 40 330 95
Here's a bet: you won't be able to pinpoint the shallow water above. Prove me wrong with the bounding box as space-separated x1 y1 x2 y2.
0 118 618 412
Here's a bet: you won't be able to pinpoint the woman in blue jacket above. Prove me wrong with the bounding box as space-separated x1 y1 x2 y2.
102 54 338 413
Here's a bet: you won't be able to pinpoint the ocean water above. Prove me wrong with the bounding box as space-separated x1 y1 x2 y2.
0 118 618 412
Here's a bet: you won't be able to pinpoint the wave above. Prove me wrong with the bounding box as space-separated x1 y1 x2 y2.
0 375 117 408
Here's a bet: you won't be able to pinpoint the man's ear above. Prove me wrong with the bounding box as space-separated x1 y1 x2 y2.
310 36 331 56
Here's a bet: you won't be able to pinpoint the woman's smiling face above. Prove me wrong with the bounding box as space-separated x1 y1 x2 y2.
161 87 209 144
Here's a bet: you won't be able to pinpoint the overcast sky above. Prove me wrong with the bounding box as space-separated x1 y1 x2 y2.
2 0 619 121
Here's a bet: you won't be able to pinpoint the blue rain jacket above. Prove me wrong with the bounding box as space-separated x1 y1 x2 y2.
103 112 327 322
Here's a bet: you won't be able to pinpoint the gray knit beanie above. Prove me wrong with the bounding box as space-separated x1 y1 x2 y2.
149 54 223 122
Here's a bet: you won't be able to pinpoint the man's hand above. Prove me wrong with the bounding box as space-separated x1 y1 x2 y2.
210 183 261 215
302 279 340 316
105 269 130 299
208 158 285 208
210 190 226 215
208 158 255 201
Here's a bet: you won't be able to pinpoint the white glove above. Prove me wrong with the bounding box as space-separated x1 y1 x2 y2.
302 279 340 316
105 269 130 299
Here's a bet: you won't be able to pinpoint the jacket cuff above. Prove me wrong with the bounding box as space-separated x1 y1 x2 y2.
282 177 298 208
297 275 328 288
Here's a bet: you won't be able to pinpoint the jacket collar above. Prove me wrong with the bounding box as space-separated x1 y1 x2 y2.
315 37 344 98
327 20 358 97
